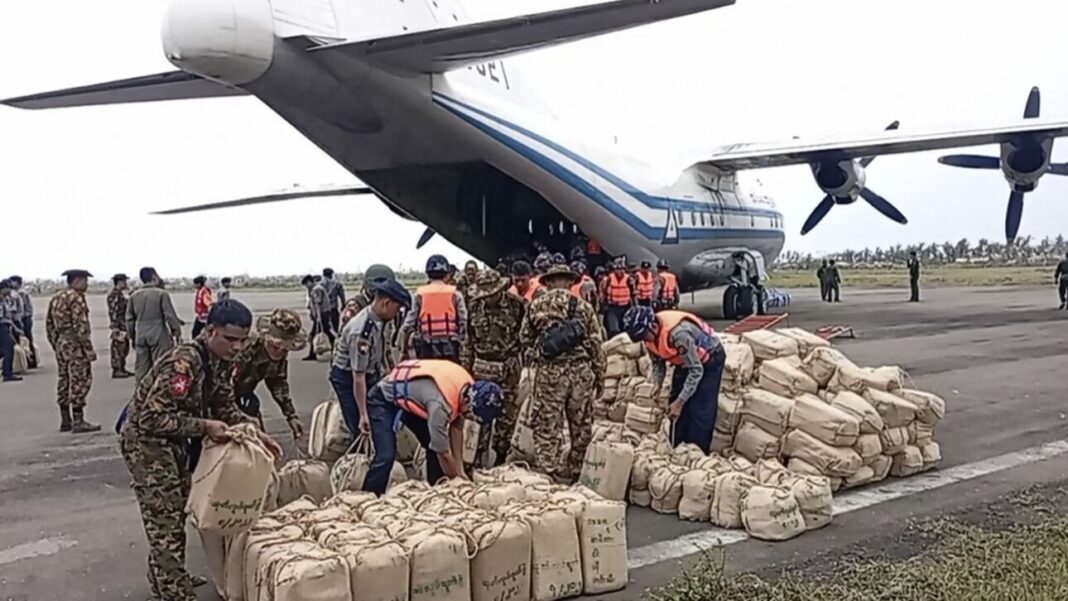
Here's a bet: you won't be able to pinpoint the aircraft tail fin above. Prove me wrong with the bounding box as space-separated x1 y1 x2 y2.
311 0 735 74
2 71 247 110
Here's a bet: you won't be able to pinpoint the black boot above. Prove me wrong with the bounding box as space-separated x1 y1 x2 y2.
59 406 72 432
71 408 102 434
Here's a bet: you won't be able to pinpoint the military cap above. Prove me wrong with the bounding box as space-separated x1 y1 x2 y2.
363 264 395 288
470 269 510 300
0 279 11 290
640 260 652 268
376 279 412 309
256 309 308 352
62 269 93 278
113 273 129 283
540 263 580 284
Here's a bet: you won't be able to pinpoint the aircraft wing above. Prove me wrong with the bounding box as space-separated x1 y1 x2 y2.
153 185 373 215
697 121 1068 171
2 71 247 110
311 0 735 73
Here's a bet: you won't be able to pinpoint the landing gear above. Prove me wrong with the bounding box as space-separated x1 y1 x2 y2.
723 284 758 320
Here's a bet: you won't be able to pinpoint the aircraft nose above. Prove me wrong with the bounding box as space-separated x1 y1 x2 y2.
162 0 275 86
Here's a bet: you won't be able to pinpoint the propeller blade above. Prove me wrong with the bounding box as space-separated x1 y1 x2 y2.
859 121 901 167
416 227 436 249
800 195 835 235
152 186 373 215
1024 86 1041 119
1048 162 1068 176
859 188 908 224
938 154 1002 169
1006 190 1025 242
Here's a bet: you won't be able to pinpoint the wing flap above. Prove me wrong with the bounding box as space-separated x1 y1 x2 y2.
2 71 247 110
311 0 735 73
698 121 1068 171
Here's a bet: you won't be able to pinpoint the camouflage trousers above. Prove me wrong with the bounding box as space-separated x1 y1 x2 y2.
110 329 130 373
529 359 595 482
470 356 522 466
120 431 196 601
56 353 92 410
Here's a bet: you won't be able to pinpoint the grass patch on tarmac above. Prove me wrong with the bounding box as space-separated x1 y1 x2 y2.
652 517 1068 601
767 265 1053 289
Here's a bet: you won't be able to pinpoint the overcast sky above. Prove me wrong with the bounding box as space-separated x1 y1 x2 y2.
2 0 1067 279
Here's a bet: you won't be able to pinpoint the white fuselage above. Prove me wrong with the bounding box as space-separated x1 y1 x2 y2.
164 0 786 289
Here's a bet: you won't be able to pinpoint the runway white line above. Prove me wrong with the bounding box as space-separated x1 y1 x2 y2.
627 438 1068 570
0 537 78 567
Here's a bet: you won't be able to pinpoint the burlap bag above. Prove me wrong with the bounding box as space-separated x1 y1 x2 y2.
716 392 743 435
397 425 421 464
549 490 628 595
336 538 411 601
830 391 886 434
397 527 471 601
269 547 352 601
323 490 377 515
782 429 862 478
891 446 925 477
330 435 373 494
508 393 536 462
678 469 719 521
188 423 274 535
466 481 526 510
868 454 892 482
578 441 635 501
605 355 635 379
853 433 883 461
198 530 227 598
649 464 688 514
253 540 321 601
757 358 819 398
506 501 584 601
710 471 758 528
277 459 333 506
722 342 756 391
693 455 732 474
801 347 856 388
741 485 806 541
602 333 631 356
898 389 947 425
789 394 860 446
308 399 352 464
632 380 658 408
740 389 794 437
741 330 800 361
863 388 918 428
299 506 357 539
625 404 665 434
466 515 533 601
775 327 831 356
732 421 781 463
463 420 481 465
908 421 935 447
920 442 942 468
880 426 909 455
830 364 902 393
671 443 707 467
844 465 876 488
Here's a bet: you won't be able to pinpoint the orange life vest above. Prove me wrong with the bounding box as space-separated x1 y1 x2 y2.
387 359 470 422
635 271 655 301
606 273 632 306
569 274 593 299
587 239 602 255
509 279 542 303
644 311 718 366
417 281 459 338
659 271 679 302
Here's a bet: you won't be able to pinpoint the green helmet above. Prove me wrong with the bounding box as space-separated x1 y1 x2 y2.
363 264 396 290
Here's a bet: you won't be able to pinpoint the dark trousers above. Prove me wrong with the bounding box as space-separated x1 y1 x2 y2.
329 367 362 436
320 312 337 339
636 298 653 308
603 305 628 339
414 339 460 361
910 277 920 302
328 309 340 335
1058 279 1068 307
21 317 36 367
820 281 829 301
668 346 727 453
363 386 444 495
191 320 205 339
0 324 14 379
829 283 840 302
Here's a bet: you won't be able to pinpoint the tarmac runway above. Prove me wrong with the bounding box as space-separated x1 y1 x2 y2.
1 285 1066 600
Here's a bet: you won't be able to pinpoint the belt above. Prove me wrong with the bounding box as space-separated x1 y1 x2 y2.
474 351 514 362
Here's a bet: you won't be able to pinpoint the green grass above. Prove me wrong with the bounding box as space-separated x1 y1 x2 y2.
651 517 1068 601
767 265 1055 289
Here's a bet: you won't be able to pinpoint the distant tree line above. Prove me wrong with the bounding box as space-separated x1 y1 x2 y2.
777 235 1068 270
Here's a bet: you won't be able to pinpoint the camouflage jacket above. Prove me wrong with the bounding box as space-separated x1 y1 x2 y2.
232 335 296 419
45 288 93 356
106 288 128 330
125 339 252 440
460 292 527 370
519 288 606 377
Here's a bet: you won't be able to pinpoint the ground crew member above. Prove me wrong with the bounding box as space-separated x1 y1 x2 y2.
232 309 308 439
404 255 467 360
569 260 598 311
1056 252 1068 310
191 276 214 339
828 260 842 302
127 267 185 383
509 260 543 302
634 261 657 307
313 274 336 343
9 275 36 368
322 268 346 335
817 260 829 301
217 277 233 302
108 273 134 378
331 280 411 437
0 279 20 382
461 269 526 465
363 359 502 494
45 269 101 432
623 306 726 453
656 260 680 310
602 260 635 338
907 251 922 303
519 264 606 482
119 300 282 601
459 260 480 303
340 264 397 328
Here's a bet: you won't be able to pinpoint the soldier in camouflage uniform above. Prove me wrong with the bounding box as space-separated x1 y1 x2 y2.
119 300 282 601
232 308 308 439
108 273 134 378
519 264 606 482
45 269 101 433
460 268 526 465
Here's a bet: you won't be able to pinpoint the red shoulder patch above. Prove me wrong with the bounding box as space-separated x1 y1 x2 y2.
170 374 193 397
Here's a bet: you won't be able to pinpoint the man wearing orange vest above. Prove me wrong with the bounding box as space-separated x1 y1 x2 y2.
362 359 503 494
602 259 634 338
656 259 680 310
623 306 726 453
508 260 543 303
569 260 598 312
633 261 657 308
403 255 467 361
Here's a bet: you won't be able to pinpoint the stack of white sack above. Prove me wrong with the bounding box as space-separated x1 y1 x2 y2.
216 461 628 601
596 334 654 424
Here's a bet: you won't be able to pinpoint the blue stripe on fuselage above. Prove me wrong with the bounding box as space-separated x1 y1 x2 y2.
432 93 784 243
